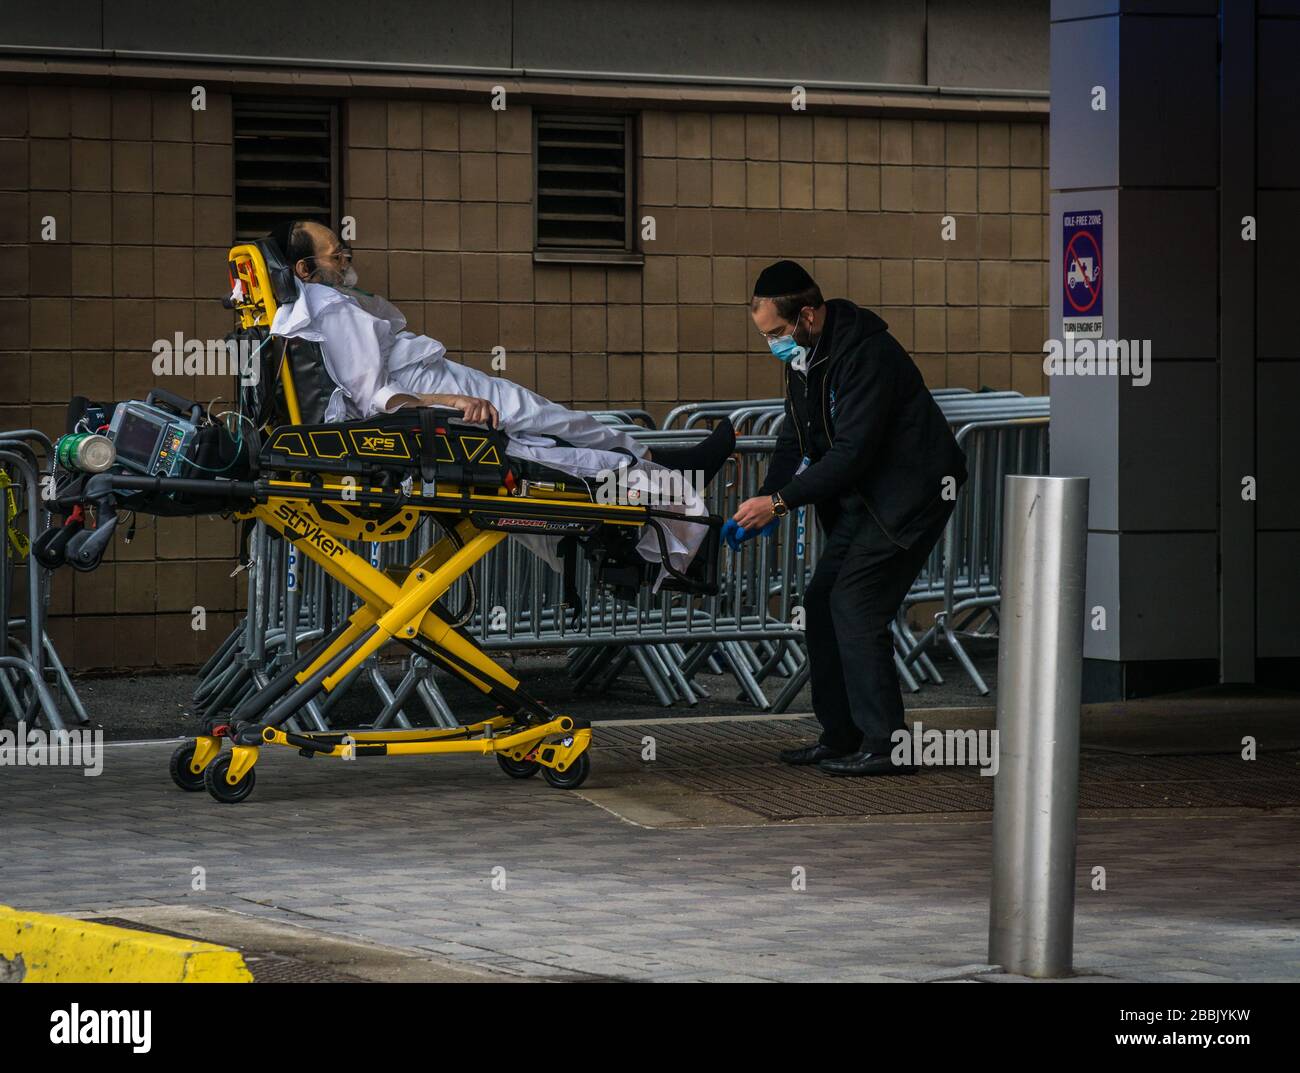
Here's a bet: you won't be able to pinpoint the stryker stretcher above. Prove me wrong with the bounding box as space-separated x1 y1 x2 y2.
48 239 723 803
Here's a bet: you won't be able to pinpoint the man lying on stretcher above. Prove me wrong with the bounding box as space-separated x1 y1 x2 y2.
265 220 734 576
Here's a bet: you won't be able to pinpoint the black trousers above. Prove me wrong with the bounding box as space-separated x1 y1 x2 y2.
802 498 951 754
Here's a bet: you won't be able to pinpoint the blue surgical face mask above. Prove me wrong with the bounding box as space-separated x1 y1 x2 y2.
767 334 804 363
767 315 807 365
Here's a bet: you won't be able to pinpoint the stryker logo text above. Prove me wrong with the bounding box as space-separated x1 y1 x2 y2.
274 504 347 558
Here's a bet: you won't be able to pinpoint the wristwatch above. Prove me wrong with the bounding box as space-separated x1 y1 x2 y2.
770 492 790 518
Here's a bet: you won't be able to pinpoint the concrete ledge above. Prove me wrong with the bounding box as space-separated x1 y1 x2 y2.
0 55 1050 120
0 904 252 983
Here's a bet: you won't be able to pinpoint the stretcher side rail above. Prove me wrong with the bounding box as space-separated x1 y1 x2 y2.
66 463 723 598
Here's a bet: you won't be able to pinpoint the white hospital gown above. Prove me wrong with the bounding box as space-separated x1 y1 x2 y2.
268 280 708 580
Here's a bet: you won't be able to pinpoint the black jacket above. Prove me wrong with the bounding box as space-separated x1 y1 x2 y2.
757 298 968 548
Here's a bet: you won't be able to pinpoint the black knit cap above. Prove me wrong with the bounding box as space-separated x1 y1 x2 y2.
752 259 815 297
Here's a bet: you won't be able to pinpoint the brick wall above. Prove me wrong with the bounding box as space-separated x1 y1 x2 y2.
342 99 1050 410
0 81 1048 670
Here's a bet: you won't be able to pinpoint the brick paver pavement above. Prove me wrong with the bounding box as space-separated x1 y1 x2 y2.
1 731 1296 982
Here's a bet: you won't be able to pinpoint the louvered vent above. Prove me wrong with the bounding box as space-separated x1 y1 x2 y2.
535 114 633 254
233 99 338 241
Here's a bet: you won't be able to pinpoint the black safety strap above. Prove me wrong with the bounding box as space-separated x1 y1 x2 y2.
418 407 439 484
237 516 257 565
264 334 290 427
557 534 583 624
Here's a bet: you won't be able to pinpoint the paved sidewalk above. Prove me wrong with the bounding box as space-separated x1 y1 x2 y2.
1 729 1297 982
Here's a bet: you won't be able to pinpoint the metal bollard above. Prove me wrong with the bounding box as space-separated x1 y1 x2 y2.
988 474 1089 978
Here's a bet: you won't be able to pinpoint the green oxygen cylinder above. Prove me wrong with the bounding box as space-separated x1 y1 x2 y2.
55 433 116 473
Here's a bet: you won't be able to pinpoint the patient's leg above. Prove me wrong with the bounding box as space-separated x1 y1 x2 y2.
391 359 651 461
647 419 736 486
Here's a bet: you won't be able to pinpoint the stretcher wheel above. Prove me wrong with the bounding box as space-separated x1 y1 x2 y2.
203 753 256 804
542 752 590 790
497 754 541 779
168 741 207 792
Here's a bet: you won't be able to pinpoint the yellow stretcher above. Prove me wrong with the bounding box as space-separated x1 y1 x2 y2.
58 240 721 803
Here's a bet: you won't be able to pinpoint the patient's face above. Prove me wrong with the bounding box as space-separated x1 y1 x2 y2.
300 222 356 287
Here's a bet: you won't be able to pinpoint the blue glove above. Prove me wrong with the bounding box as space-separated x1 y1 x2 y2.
722 517 779 551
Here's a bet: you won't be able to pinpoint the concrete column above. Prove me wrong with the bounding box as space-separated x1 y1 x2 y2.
1255 2 1300 682
1048 0 1300 699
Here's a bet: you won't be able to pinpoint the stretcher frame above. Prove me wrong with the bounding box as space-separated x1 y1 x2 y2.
150 241 720 802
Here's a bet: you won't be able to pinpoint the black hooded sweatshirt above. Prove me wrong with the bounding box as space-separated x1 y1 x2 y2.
757 298 968 548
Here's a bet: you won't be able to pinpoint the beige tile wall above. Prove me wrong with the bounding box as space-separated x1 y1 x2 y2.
0 82 1048 669
342 101 1051 418
1 83 244 671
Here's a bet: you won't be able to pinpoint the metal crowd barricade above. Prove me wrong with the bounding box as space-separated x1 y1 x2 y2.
0 391 1050 732
456 430 808 711
191 388 1050 727
901 412 1051 694
736 390 1050 704
1 430 88 731
664 399 784 434
590 408 656 429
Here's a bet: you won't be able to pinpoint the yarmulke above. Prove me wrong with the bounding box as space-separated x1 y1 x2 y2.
752 259 815 297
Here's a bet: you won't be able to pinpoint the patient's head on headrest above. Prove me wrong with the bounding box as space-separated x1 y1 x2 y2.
267 220 313 266
267 220 356 289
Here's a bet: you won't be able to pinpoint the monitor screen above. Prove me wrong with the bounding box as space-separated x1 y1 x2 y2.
114 409 165 469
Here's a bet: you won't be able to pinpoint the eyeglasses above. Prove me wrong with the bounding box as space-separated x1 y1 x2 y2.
304 244 353 267
755 309 805 340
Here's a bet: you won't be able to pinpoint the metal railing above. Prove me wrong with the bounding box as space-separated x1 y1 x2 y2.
0 430 89 731
900 413 1051 694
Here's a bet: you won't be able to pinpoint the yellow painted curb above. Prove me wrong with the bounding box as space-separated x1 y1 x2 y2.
0 905 253 983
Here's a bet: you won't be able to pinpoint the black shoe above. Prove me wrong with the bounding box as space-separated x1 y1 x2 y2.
818 751 917 777
779 744 854 766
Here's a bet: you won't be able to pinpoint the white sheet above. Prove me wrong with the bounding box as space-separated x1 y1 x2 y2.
269 279 709 583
